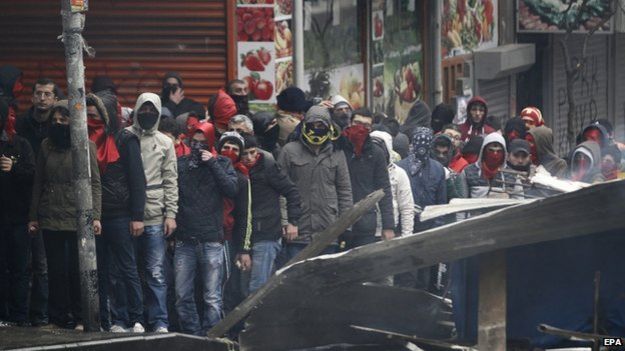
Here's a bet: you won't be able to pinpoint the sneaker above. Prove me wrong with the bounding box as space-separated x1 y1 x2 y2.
155 326 168 333
74 324 84 331
131 323 145 333
109 325 127 333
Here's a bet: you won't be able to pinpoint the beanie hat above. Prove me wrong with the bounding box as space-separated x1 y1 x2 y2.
277 86 312 113
217 131 245 152
520 106 544 127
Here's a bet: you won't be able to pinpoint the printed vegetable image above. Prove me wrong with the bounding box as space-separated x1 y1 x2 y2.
394 62 421 103
374 13 383 38
244 72 274 101
241 47 272 72
275 20 293 57
277 0 293 16
238 0 274 4
339 74 364 110
518 0 611 32
372 77 384 98
442 0 495 57
237 7 275 42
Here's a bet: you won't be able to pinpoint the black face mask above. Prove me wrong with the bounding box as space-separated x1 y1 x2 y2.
507 161 530 173
260 125 280 150
231 94 249 114
332 112 350 130
49 123 71 149
137 112 159 130
188 139 208 169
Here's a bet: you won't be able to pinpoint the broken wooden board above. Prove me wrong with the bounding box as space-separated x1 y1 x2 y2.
236 180 625 350
419 198 534 222
350 325 478 351
239 284 454 351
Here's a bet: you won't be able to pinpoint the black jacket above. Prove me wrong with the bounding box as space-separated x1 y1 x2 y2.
229 170 252 254
163 98 205 119
175 155 238 243
16 107 50 157
0 135 35 225
248 153 301 243
101 130 146 221
342 137 394 237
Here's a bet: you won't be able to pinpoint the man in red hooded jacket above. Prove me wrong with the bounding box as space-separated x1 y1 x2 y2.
459 96 495 142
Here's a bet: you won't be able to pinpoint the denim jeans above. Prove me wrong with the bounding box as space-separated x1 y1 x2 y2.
29 232 49 324
0 224 30 323
174 240 224 336
249 240 281 293
104 217 143 329
276 242 338 269
139 224 168 330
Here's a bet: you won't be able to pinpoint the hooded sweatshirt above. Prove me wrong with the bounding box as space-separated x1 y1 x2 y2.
370 131 414 236
208 89 238 132
462 133 521 199
160 72 205 119
569 141 605 184
400 100 431 141
251 111 281 157
527 126 568 178
127 93 178 225
460 96 495 141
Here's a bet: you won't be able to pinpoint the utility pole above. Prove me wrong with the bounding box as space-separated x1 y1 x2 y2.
60 0 100 332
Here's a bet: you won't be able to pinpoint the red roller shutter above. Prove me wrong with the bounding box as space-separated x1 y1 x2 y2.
0 0 233 111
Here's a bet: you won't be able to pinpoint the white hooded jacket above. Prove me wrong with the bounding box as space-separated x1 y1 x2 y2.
127 93 179 225
371 131 415 236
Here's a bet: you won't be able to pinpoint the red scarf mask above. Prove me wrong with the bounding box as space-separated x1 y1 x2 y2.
87 118 120 174
175 141 190 158
343 125 370 157
1 107 17 143
481 147 504 180
464 153 478 164
583 129 602 145
221 149 249 176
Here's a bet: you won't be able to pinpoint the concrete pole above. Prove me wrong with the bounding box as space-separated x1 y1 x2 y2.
431 0 443 106
293 0 305 88
60 0 100 332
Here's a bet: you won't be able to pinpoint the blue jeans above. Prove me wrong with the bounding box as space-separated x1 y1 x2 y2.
139 224 168 330
174 240 224 336
104 217 143 329
276 242 338 269
249 240 281 293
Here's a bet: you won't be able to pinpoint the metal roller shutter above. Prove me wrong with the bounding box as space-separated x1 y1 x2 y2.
478 76 510 121
0 0 230 110
550 34 609 154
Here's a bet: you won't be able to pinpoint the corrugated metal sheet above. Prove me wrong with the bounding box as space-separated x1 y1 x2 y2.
614 34 625 141
0 0 228 110
478 76 510 121
550 34 609 155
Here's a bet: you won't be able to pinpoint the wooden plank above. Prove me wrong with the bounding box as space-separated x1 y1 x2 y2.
206 190 385 338
477 250 507 351
350 325 478 351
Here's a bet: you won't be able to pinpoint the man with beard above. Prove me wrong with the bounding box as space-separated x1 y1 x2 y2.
226 79 250 116
250 111 281 159
526 126 568 178
459 96 495 142
160 72 205 119
340 108 394 249
0 99 35 327
126 93 178 333
506 139 533 174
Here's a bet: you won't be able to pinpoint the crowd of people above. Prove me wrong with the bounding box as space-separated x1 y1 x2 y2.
0 64 623 337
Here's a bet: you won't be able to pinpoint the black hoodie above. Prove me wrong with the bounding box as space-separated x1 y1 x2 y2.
251 111 281 158
0 65 22 104
400 100 431 142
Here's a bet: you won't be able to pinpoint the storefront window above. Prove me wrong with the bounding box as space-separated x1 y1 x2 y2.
371 0 423 123
302 0 366 109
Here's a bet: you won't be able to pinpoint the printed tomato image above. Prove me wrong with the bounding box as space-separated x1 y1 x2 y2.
244 72 274 101
237 7 275 42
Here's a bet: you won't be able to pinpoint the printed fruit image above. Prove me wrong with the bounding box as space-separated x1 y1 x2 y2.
372 77 384 98
241 48 272 72
238 0 274 4
237 7 275 42
277 0 293 15
244 72 274 101
394 62 421 103
276 61 293 94
275 21 293 57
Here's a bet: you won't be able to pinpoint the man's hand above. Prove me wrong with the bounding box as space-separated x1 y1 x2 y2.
201 150 213 162
236 253 252 271
170 88 185 105
282 223 298 242
0 156 13 172
28 221 39 235
93 220 102 236
318 100 334 109
130 221 145 237
381 229 395 241
164 218 177 237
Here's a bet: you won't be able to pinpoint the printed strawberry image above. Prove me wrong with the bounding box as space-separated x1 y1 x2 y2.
242 51 265 71
374 13 383 38
256 48 271 65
